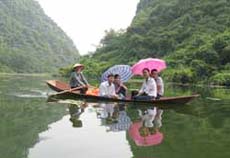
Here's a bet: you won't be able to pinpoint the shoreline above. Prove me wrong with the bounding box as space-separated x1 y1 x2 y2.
0 72 50 77
0 73 229 89
128 79 229 89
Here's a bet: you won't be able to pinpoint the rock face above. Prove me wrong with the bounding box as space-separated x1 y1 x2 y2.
0 0 80 73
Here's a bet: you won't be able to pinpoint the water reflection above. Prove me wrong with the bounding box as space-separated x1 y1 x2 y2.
128 107 164 147
29 101 133 158
68 102 87 128
94 103 131 132
93 102 164 147
2 75 230 158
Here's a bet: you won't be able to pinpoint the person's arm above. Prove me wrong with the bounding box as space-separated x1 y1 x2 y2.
157 85 161 92
158 77 164 95
120 83 128 90
137 82 145 96
75 73 86 86
80 73 89 85
69 72 75 87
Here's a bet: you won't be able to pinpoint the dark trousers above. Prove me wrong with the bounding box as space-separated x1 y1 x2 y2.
71 86 88 94
131 90 154 101
156 94 162 100
133 95 154 101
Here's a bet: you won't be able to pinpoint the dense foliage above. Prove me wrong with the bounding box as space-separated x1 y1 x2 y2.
79 0 230 85
0 0 79 73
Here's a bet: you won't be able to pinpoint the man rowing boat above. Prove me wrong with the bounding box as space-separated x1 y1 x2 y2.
69 63 89 94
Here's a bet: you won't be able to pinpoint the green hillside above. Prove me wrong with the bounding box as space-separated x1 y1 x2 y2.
79 0 230 85
0 0 79 73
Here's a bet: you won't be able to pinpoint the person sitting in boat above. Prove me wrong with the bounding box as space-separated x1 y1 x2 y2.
151 69 164 99
133 68 157 100
69 63 89 94
99 74 119 99
114 74 128 99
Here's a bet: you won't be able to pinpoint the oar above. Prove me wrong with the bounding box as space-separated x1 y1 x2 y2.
88 85 98 89
56 86 85 95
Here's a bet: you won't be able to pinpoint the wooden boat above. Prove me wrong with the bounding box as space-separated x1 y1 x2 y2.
46 80 200 105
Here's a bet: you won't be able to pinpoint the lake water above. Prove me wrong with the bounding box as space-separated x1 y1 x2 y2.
0 74 230 158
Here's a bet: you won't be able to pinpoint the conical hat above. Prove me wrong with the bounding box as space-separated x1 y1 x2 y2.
73 63 84 69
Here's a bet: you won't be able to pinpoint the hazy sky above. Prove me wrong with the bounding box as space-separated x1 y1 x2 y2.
36 0 140 55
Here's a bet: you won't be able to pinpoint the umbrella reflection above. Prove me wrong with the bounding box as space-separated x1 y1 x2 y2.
95 103 132 132
129 107 164 146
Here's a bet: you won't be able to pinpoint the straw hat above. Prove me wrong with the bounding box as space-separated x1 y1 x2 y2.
73 63 84 69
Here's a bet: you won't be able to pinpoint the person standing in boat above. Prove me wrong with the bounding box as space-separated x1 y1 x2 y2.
99 74 118 99
114 74 128 99
151 69 164 99
69 63 89 94
133 68 157 100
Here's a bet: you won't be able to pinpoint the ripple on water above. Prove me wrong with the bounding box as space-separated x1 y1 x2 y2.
11 89 48 98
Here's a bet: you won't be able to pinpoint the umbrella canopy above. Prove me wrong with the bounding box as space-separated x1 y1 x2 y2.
101 65 133 83
131 58 166 75
128 122 163 146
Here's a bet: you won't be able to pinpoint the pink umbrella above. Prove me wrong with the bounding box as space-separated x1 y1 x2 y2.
131 58 166 75
128 122 164 146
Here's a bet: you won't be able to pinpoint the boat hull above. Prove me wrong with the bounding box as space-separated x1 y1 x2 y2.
46 80 199 105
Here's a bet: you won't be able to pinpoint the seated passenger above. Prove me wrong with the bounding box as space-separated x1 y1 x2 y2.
133 68 157 101
151 69 164 99
99 74 118 99
114 74 128 99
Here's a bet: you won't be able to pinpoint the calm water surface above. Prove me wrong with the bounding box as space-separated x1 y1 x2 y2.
0 74 230 158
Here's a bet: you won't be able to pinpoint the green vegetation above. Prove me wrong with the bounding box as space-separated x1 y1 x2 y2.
0 0 79 73
76 0 230 85
210 72 230 86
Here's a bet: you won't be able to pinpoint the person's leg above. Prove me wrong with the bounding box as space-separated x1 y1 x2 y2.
119 87 127 97
156 94 162 100
131 90 138 97
80 87 88 94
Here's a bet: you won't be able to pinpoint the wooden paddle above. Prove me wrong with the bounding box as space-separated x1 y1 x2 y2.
56 85 98 95
56 86 85 95
88 85 98 89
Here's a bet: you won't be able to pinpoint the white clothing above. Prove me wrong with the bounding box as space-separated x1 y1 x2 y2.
156 77 164 96
99 81 116 97
99 103 115 118
138 107 157 128
153 109 163 128
139 77 157 97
